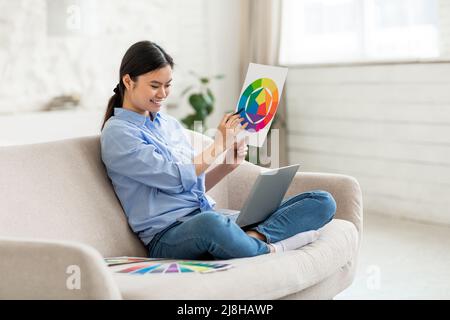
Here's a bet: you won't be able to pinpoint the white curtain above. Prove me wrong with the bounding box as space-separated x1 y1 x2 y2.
239 0 287 166
239 0 282 78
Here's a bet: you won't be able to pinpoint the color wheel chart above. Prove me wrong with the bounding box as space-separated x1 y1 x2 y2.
236 63 288 147
237 78 279 133
110 260 233 275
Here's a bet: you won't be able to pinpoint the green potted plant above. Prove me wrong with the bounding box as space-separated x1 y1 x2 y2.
180 71 224 132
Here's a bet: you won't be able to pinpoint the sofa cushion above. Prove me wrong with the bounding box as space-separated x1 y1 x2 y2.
110 219 358 299
0 136 147 258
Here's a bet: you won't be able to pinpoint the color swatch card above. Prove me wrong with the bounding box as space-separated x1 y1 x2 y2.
235 63 288 147
104 256 166 266
111 260 233 275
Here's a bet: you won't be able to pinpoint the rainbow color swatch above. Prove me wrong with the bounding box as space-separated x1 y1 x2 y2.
104 256 165 266
237 78 279 132
111 261 233 274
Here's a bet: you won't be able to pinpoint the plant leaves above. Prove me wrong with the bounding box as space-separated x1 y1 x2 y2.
181 114 197 130
182 72 224 128
206 88 215 103
202 92 213 106
189 94 209 114
206 104 213 115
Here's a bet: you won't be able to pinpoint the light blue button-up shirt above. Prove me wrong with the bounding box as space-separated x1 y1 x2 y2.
100 107 216 246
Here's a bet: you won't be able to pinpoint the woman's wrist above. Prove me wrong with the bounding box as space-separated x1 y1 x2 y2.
193 141 224 176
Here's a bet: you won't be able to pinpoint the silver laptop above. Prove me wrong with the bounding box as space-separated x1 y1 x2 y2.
218 164 300 229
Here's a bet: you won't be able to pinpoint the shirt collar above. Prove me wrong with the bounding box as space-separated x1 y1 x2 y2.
114 107 167 127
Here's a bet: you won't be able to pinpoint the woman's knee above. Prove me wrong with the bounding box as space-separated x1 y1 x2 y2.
312 190 336 223
191 211 231 237
190 212 257 257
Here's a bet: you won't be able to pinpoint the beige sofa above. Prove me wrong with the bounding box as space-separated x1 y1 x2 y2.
0 130 363 299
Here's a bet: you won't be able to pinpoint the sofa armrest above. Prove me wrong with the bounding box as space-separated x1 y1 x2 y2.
0 237 122 299
286 172 363 240
225 164 363 242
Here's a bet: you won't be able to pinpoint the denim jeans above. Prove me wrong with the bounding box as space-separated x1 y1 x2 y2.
147 190 336 260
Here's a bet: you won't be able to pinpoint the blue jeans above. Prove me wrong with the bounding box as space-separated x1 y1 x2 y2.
147 190 336 260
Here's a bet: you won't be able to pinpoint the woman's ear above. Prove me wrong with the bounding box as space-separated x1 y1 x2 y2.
122 74 132 91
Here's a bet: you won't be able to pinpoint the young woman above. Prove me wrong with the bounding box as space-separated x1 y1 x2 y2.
100 40 336 260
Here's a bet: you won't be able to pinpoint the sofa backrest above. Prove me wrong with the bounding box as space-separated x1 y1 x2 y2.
0 130 229 258
0 135 147 257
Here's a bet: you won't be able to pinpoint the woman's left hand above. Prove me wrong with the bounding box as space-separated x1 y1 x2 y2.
223 138 248 170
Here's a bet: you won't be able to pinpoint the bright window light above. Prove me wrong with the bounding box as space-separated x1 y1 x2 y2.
279 0 440 65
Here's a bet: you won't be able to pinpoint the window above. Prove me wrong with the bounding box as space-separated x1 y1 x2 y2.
279 0 440 65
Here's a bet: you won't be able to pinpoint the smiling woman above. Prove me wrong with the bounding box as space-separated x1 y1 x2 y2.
100 40 335 262
101 40 174 130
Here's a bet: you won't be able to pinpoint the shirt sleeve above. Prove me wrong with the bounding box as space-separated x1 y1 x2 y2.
101 124 198 194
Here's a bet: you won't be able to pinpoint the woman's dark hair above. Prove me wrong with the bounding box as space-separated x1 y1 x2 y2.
101 40 174 130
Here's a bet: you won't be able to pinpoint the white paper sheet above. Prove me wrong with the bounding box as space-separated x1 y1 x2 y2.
234 63 288 147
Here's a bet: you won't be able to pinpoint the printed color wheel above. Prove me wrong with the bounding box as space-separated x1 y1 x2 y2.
237 78 279 132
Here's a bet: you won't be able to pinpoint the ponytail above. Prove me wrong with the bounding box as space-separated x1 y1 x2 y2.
101 82 124 131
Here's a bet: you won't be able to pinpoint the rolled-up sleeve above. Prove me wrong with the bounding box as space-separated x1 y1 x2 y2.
101 125 197 194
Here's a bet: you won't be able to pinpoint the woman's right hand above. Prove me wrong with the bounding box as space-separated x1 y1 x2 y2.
214 113 248 152
194 113 248 176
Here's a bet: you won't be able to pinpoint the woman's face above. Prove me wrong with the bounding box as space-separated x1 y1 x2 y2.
123 65 172 115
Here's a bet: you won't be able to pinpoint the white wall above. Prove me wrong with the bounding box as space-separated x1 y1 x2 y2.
286 63 450 225
203 0 242 128
0 0 242 144
0 110 104 146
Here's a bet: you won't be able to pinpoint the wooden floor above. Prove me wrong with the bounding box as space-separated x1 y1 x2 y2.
335 212 450 299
